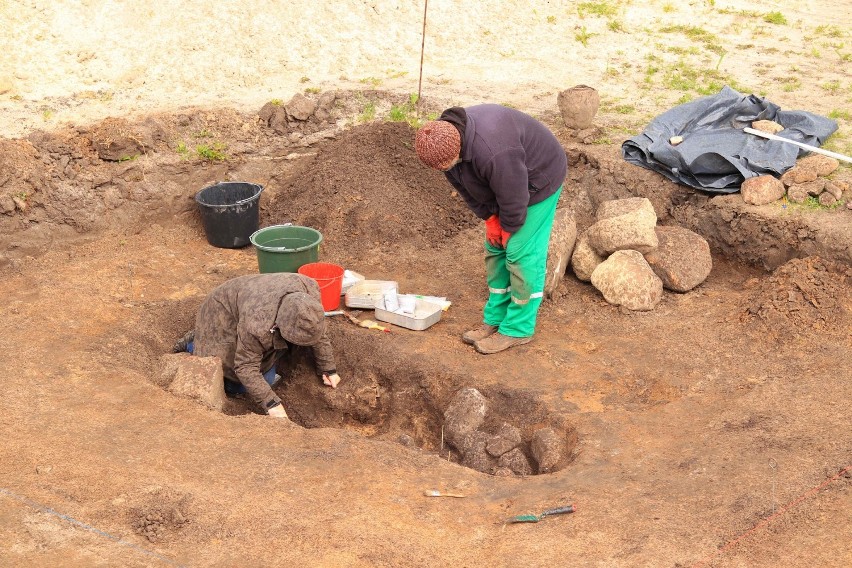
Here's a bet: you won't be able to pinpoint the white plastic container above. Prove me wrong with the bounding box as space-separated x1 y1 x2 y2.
374 298 443 331
344 280 399 309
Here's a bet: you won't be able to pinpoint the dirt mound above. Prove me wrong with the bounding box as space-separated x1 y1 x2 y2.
744 256 852 336
265 122 478 254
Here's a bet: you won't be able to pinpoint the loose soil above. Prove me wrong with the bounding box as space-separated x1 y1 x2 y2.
1 1 851 566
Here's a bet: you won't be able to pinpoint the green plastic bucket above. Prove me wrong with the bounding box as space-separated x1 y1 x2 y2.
250 225 323 273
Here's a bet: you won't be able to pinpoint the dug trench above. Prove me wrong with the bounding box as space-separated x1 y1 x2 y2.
1 95 851 561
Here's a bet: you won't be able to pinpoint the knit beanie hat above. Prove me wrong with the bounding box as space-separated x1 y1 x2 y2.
415 120 461 169
275 292 327 346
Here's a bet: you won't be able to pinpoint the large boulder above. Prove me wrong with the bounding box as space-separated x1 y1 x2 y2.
644 226 712 292
557 85 600 129
587 197 658 255
741 175 785 205
591 250 663 311
544 208 577 298
159 353 225 411
570 231 604 282
89 117 152 161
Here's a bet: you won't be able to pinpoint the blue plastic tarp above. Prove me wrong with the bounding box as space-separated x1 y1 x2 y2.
621 86 838 193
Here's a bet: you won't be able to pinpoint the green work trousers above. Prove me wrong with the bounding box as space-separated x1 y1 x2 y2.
483 187 562 338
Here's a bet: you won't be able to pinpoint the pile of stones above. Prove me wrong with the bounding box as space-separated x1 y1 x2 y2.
570 197 712 311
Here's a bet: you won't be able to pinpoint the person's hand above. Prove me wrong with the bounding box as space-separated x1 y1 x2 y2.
485 215 503 247
268 405 289 419
323 373 341 389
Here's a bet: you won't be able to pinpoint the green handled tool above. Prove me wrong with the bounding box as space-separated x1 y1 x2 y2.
508 504 575 523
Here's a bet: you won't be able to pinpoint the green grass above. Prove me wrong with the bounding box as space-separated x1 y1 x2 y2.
607 19 625 32
299 76 310 83
270 98 283 106
828 109 851 120
118 154 138 162
781 76 801 92
659 25 724 54
359 77 382 87
815 25 845 38
614 104 635 114
662 3 675 13
388 93 422 125
821 80 842 94
578 1 617 17
194 129 213 139
358 101 376 123
575 26 595 47
304 87 320 94
196 142 227 161
763 11 787 25
546 15 556 24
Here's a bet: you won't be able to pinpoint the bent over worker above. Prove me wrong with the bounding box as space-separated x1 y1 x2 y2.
415 104 567 354
173 273 341 419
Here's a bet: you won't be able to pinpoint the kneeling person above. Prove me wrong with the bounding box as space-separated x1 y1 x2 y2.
176 273 341 419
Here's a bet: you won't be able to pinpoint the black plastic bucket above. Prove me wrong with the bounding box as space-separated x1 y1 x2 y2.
195 182 263 248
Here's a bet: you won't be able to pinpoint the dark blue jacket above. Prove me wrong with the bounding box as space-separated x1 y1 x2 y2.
443 104 567 233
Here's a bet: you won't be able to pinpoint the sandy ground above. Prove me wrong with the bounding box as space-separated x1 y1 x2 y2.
1 1 851 567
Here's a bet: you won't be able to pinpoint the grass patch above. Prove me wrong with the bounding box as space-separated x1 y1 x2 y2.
815 25 845 38
781 76 801 92
659 25 724 54
821 80 842 94
614 104 636 114
358 101 376 123
575 26 595 47
304 87 321 94
578 1 617 17
359 77 382 87
763 11 787 25
828 109 851 120
607 19 625 32
387 94 425 127
118 154 139 162
196 142 227 161
175 141 189 158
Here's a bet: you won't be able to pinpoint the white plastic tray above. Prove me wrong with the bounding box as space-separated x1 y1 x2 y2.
345 280 398 309
374 298 443 331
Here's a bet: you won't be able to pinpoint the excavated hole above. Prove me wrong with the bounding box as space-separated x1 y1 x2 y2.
211 328 579 477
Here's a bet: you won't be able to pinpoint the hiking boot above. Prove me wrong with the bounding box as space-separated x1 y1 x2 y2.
462 323 499 345
172 329 195 353
473 332 532 354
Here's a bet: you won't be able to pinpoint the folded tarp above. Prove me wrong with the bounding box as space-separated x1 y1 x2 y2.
621 86 838 193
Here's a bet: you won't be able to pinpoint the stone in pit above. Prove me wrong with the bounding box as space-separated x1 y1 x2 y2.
443 388 488 448
570 231 604 283
587 197 658 255
486 423 523 458
798 154 840 177
459 431 495 473
497 448 533 476
530 428 564 474
285 93 317 121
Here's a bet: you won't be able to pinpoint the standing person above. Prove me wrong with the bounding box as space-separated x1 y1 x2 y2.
415 104 567 354
173 273 342 420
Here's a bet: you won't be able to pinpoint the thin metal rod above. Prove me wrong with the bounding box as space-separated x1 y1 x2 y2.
417 0 429 103
744 127 852 164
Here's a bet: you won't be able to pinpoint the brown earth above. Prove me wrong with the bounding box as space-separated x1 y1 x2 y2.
1 98 850 566
2 1 852 564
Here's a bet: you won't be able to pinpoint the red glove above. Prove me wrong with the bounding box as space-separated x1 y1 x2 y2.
485 215 502 247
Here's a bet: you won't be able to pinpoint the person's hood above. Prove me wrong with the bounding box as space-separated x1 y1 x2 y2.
274 291 326 346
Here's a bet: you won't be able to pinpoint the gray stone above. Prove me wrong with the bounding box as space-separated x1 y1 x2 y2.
818 192 837 207
269 107 289 135
570 231 604 282
799 179 827 197
824 181 845 200
591 250 663 311
160 353 225 411
644 226 712 292
741 175 785 205
587 197 658 255
780 166 818 186
485 423 523 457
285 93 317 121
544 208 577 298
798 154 839 177
443 388 488 448
497 448 533 476
786 185 808 203
459 431 495 473
530 428 564 473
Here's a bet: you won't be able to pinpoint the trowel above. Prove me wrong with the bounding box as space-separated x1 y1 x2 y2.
507 504 574 523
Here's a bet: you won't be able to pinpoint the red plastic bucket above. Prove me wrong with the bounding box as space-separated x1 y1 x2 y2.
297 262 344 311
